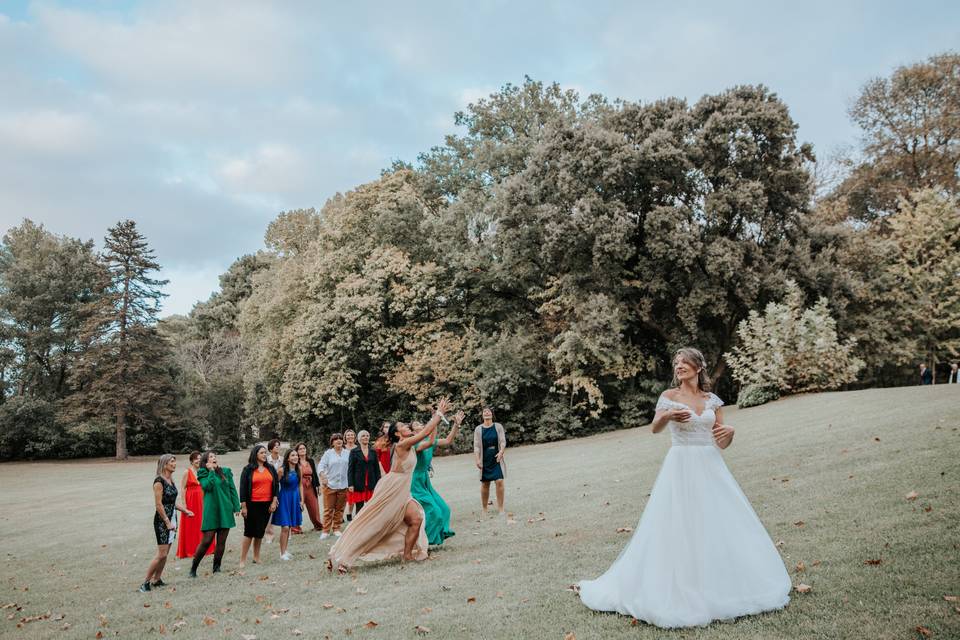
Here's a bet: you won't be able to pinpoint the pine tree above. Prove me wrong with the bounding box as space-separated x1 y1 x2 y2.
66 220 175 459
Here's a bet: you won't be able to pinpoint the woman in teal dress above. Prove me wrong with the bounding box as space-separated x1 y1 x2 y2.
411 410 464 546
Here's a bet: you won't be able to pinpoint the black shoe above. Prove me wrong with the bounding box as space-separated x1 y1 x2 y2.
212 564 221 574
151 579 167 588
139 581 151 593
346 514 352 522
188 569 197 579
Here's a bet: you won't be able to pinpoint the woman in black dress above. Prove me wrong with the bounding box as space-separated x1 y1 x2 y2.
141 454 192 592
347 429 382 514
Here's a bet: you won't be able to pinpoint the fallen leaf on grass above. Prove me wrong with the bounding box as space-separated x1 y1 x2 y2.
414 625 431 635
365 621 378 628
61 623 71 631
356 587 368 595
98 614 109 627
322 603 334 609
795 583 812 593
466 597 476 603
202 616 216 626
916 626 932 637
96 632 103 639
906 491 919 501
793 521 805 527
420 607 432 614
336 608 346 614
308 554 316 560
258 575 270 581
944 595 958 602
564 633 577 640
241 635 257 640
158 623 166 634
172 620 186 630
924 505 933 513
795 562 806 573
220 607 231 613
163 601 172 609
616 527 633 534
143 603 151 608
864 559 882 566
811 560 821 567
496 592 504 599
776 540 785 548
565 585 579 592
291 630 303 636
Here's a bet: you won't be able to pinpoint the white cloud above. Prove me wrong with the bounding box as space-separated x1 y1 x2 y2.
0 109 99 154
216 143 309 195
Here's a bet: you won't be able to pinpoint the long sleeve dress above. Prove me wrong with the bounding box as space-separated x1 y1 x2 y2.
411 444 454 545
196 467 240 531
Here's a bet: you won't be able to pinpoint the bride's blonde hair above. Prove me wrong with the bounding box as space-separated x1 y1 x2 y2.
671 347 712 391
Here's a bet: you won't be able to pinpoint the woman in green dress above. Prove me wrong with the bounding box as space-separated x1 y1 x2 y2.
189 451 241 577
411 410 464 546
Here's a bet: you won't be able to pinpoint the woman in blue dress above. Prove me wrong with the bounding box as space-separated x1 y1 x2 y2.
472 407 507 515
273 447 303 561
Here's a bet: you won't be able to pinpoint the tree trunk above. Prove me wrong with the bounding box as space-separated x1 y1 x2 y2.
115 405 127 460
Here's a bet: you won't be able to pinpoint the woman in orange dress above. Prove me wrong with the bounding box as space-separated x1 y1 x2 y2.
296 442 323 532
176 451 213 559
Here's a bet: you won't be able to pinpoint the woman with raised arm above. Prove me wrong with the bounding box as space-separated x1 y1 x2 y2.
140 454 192 592
176 451 212 560
347 430 381 514
577 347 790 628
411 410 463 545
473 407 506 515
189 451 241 578
328 397 452 574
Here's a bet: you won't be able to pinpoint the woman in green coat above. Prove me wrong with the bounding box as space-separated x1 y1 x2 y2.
189 451 241 577
411 410 464 545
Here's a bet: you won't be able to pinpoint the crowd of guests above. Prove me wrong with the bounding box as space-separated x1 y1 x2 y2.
140 403 509 592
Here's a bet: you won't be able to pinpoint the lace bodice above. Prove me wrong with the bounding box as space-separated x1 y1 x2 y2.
655 392 724 446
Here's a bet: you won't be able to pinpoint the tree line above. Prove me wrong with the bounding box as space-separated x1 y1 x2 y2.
1 52 957 459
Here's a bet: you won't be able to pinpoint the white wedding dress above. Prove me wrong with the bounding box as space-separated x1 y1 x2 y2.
578 391 790 628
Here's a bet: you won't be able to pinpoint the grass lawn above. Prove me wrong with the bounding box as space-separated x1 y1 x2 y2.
1 385 958 639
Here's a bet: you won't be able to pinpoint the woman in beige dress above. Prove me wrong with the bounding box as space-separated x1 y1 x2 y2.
328 397 451 573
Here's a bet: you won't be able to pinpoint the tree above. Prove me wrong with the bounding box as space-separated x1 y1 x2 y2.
66 220 178 459
836 52 960 221
724 281 864 404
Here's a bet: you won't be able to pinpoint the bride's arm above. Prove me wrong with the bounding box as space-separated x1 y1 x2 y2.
397 398 451 450
712 407 735 449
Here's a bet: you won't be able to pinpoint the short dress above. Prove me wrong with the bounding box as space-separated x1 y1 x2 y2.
273 468 302 528
153 476 178 545
480 426 503 482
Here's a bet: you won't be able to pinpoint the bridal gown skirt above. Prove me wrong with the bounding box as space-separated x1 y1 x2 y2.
578 444 791 628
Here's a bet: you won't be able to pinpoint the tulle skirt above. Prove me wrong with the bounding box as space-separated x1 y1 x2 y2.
578 444 790 628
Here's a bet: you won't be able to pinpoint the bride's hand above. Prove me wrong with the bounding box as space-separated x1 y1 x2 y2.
670 409 692 423
435 397 452 416
712 423 735 449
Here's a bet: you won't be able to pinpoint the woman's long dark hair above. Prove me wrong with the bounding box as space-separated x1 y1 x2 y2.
281 448 299 477
199 450 226 481
388 423 402 443
247 444 266 468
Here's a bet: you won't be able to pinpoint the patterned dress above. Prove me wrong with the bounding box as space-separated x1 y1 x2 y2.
153 476 178 545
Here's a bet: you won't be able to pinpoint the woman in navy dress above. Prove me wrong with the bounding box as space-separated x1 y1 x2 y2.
273 447 303 560
472 407 507 515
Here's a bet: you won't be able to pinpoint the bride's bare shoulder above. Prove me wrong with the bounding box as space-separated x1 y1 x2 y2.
662 388 679 401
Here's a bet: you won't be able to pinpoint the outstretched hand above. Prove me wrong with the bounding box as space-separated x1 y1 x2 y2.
453 410 465 425
435 397 452 416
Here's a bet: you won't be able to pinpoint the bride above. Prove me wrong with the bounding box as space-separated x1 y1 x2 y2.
578 347 790 628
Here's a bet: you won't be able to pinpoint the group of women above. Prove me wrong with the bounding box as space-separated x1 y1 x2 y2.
141 402 509 591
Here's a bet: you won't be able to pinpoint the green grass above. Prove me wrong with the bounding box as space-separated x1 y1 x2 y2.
1 385 959 639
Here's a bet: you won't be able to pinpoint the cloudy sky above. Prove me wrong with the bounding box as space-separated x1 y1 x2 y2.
2 1 957 316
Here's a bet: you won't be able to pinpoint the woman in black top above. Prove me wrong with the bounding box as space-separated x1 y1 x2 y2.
238 445 279 568
141 454 192 592
347 429 382 513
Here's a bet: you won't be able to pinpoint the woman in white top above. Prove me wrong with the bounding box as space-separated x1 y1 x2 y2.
318 433 351 539
577 347 790 628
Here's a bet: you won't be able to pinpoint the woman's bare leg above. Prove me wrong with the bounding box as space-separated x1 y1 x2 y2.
252 538 262 563
480 481 490 512
144 545 169 582
279 527 290 555
402 501 423 560
495 479 505 513
240 537 252 567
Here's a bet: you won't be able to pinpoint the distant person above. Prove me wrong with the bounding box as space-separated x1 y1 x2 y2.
264 439 283 543
373 421 393 474
176 451 212 560
948 363 959 384
318 433 350 539
473 407 507 515
273 447 303 560
343 429 358 522
294 442 322 533
141 454 191 592
920 363 933 385
347 429 381 514
238 444 279 568
189 451 241 578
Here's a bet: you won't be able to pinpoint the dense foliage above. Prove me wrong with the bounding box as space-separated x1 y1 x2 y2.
1 53 957 458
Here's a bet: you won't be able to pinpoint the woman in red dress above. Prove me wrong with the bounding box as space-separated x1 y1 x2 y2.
176 451 213 559
373 421 392 474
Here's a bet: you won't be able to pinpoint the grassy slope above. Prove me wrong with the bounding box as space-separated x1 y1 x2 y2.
0 385 958 640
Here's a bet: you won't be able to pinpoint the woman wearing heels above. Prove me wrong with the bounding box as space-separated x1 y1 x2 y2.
328 398 451 573
189 451 241 578
140 454 192 592
577 348 790 627
176 451 212 559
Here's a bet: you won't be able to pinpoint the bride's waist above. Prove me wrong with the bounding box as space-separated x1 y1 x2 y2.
670 434 716 446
